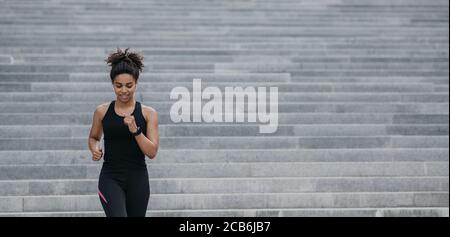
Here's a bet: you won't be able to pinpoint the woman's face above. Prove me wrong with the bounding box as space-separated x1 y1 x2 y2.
112 73 137 103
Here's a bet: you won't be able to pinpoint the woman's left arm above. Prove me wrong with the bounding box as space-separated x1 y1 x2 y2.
133 107 160 159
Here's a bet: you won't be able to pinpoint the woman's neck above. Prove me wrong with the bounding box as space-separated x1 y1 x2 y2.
115 97 136 109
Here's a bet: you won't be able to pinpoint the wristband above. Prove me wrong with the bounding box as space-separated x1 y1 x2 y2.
132 126 142 136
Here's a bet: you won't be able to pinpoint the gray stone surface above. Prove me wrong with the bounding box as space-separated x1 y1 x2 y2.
0 0 448 217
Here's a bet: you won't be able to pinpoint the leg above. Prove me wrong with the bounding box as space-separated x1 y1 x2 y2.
98 172 127 217
125 168 150 217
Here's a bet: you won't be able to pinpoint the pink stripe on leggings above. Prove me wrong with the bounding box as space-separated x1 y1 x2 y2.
98 191 108 204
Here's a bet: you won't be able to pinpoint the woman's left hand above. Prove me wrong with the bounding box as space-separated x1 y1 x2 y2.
123 115 138 133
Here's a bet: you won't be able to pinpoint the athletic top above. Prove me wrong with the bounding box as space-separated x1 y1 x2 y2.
101 100 147 168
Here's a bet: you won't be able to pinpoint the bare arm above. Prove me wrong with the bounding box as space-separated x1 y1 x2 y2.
134 107 159 159
88 106 104 160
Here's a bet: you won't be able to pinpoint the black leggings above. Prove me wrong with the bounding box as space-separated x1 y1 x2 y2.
98 166 150 217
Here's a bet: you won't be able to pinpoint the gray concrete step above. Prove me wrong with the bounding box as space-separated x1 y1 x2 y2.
0 177 447 196
1 80 444 90
0 92 449 103
1 48 447 60
0 102 448 114
0 72 447 84
1 43 447 54
1 149 447 165
3 53 448 62
0 136 448 150
1 124 448 138
0 92 448 103
0 207 448 217
0 64 448 74
0 192 447 212
0 113 447 125
0 161 447 180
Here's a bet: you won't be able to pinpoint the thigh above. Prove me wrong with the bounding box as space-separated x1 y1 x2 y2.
98 172 128 217
125 169 150 217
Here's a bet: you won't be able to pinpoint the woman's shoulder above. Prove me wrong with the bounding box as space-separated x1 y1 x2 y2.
140 103 158 122
94 102 111 120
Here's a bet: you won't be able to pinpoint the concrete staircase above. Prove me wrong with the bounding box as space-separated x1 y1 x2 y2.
0 0 448 217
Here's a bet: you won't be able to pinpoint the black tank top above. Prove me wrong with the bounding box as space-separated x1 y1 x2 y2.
101 100 147 168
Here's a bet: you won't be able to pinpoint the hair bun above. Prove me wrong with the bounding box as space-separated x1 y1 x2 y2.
105 47 144 72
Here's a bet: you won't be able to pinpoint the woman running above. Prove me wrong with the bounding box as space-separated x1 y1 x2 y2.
88 48 159 217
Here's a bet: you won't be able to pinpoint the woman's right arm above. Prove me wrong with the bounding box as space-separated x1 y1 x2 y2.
88 106 104 161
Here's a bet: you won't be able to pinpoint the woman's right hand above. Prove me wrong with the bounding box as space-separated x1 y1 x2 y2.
92 146 103 161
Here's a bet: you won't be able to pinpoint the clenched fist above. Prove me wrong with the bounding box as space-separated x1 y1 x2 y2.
123 115 138 133
91 144 103 161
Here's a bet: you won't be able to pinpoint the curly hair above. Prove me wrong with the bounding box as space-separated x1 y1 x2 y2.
105 47 144 82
